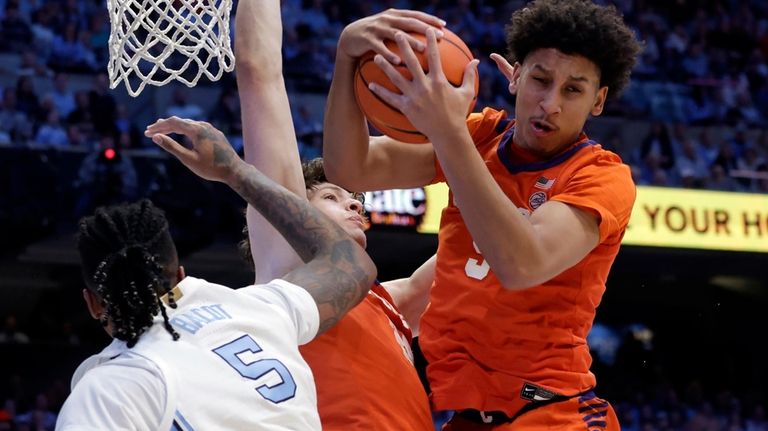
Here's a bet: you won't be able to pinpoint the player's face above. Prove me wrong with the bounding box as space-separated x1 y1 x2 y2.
510 48 608 157
308 183 367 248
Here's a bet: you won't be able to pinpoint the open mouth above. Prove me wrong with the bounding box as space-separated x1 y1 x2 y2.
531 119 555 134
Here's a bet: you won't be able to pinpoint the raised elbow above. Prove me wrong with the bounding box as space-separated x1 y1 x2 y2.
235 59 283 84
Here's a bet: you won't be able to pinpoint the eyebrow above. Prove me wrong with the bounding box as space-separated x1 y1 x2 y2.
315 184 348 195
531 64 591 84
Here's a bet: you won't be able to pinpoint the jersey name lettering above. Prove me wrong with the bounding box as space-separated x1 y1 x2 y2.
170 304 232 334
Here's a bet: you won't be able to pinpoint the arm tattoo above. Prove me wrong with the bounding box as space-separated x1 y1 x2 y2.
198 127 237 171
229 164 375 333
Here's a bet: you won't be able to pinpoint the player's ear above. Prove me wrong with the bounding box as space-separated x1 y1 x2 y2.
508 62 522 95
82 289 102 320
591 86 608 116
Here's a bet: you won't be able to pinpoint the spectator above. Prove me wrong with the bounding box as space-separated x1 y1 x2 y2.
29 4 56 59
45 73 76 118
13 393 56 431
49 22 97 72
14 76 41 120
293 104 322 137
66 90 95 138
746 405 768 431
676 137 710 188
165 87 205 119
0 314 29 343
207 87 241 139
15 49 53 78
684 86 719 125
0 88 33 145
705 164 739 192
0 2 33 53
114 104 141 148
34 109 68 148
681 43 711 80
736 146 766 190
88 73 117 136
74 134 139 218
641 122 676 170
65 124 90 149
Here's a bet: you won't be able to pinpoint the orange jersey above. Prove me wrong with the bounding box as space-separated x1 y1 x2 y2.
300 282 433 430
421 108 635 416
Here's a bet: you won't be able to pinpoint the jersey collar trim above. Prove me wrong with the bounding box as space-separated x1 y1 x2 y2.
497 126 596 174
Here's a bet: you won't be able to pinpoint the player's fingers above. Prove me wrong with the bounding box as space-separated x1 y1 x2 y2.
373 53 412 91
424 28 445 80
388 9 446 29
387 16 445 45
146 116 198 137
368 40 402 65
150 133 197 161
461 59 480 90
368 81 405 113
393 32 424 81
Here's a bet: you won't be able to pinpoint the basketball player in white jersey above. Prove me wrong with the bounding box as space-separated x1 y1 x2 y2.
55 118 376 430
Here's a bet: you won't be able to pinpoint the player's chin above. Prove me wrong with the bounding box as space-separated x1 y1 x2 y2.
346 227 368 249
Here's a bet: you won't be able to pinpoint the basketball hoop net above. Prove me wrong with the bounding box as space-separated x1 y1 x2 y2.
107 0 235 97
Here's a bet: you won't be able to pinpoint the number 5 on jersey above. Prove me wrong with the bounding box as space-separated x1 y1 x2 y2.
465 241 490 280
213 334 296 403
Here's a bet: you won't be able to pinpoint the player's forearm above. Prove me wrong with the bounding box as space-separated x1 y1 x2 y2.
431 130 550 289
322 54 374 188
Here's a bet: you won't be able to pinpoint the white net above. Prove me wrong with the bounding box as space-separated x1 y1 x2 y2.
107 0 235 97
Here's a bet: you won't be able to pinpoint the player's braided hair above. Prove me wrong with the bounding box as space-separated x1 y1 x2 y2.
78 199 180 348
505 0 642 97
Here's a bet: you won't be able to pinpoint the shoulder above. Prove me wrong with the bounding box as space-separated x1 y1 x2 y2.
58 354 167 430
467 107 512 142
239 279 320 345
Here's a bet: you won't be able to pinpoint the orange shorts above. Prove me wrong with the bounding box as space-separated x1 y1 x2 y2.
441 392 620 431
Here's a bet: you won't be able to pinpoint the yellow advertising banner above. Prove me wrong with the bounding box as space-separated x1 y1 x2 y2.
624 186 768 252
417 185 768 253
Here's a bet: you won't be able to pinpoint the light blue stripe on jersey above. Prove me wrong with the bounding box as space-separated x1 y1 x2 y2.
170 411 195 431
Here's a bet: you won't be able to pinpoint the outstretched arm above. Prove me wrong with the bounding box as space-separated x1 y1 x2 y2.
381 254 435 336
146 118 376 334
323 9 444 191
235 0 304 282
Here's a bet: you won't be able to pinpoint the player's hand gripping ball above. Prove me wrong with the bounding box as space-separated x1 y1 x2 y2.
354 28 478 144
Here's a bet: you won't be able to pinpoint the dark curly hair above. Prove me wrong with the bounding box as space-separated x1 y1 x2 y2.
505 0 642 97
78 199 180 348
238 158 365 265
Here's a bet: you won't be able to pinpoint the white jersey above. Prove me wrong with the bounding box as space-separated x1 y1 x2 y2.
56 276 321 431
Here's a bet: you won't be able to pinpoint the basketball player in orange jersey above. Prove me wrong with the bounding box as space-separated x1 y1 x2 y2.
231 0 442 429
323 0 642 429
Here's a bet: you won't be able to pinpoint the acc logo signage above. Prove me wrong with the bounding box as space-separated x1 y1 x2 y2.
364 188 426 228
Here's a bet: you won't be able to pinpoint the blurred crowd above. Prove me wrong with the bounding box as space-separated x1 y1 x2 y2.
0 0 767 194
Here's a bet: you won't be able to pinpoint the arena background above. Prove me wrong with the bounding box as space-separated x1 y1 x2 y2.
1 0 768 429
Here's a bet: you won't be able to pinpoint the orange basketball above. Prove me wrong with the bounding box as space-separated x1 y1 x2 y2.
354 28 478 144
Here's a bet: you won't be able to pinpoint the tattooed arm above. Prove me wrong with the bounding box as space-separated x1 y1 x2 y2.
145 117 376 334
